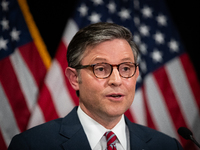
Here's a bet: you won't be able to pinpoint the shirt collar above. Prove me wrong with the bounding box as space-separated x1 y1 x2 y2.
77 106 127 150
112 115 127 150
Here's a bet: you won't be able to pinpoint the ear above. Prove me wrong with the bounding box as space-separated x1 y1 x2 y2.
65 67 79 91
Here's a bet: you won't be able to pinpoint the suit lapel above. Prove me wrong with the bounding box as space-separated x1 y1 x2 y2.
125 117 151 150
61 129 91 150
59 107 153 150
129 134 150 150
59 107 91 150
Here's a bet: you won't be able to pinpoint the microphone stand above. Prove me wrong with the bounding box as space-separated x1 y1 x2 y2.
189 135 200 148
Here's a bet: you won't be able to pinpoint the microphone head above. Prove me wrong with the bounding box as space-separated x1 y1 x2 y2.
178 127 193 140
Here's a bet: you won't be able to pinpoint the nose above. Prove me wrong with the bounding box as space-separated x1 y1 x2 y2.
108 67 122 86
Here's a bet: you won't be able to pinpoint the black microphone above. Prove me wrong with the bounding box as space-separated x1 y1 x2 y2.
178 127 200 148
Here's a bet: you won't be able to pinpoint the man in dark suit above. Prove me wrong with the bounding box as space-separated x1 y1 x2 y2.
8 22 183 150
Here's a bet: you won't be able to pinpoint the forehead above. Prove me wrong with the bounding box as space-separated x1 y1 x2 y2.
81 39 135 64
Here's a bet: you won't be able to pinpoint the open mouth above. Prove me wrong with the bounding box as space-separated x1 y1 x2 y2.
110 95 122 98
106 93 124 100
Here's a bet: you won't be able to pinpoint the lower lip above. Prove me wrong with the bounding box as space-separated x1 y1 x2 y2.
106 96 124 101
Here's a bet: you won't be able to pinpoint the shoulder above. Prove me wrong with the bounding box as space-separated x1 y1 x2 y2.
8 107 79 150
126 118 183 150
8 118 64 150
131 123 172 139
23 118 63 137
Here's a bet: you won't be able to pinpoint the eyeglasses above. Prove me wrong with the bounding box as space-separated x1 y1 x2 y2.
74 62 138 79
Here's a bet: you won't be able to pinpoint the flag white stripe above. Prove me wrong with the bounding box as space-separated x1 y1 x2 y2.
10 49 38 110
45 60 74 117
62 19 79 46
165 58 200 140
0 83 20 146
145 73 179 139
130 88 146 126
27 105 45 129
26 19 79 130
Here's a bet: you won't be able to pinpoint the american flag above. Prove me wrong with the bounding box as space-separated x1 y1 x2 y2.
28 0 200 149
1 0 200 150
0 0 51 149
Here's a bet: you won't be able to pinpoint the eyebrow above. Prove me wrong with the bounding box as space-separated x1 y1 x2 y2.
92 57 134 63
92 58 107 62
121 57 134 62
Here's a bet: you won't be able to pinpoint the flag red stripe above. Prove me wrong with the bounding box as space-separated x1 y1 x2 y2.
153 66 197 149
56 41 79 106
0 57 30 132
0 129 7 150
153 67 187 128
19 42 47 89
37 84 59 122
180 53 200 109
142 85 157 129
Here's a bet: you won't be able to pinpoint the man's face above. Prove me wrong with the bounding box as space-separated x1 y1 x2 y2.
77 39 139 124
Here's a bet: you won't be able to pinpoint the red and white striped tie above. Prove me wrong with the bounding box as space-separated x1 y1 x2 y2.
104 131 117 150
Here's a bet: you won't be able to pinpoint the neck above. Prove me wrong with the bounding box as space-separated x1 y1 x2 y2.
96 114 122 129
79 105 122 129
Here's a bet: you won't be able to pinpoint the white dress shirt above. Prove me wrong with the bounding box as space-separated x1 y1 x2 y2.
77 106 130 150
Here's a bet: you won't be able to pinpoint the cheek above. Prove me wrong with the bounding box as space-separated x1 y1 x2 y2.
126 77 137 88
125 79 137 97
79 72 105 97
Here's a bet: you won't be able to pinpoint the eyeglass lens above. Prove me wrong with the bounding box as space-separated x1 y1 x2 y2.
93 63 136 78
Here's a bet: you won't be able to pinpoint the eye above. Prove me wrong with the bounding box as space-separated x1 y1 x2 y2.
122 66 131 72
93 63 111 76
95 66 104 72
94 64 107 72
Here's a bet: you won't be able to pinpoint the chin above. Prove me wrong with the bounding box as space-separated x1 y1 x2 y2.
106 107 127 117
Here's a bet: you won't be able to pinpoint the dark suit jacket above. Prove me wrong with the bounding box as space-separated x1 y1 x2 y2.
8 107 183 150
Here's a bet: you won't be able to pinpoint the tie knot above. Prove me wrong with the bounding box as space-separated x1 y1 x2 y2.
104 131 117 150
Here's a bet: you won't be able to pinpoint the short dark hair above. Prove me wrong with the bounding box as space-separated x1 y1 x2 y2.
67 22 139 68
